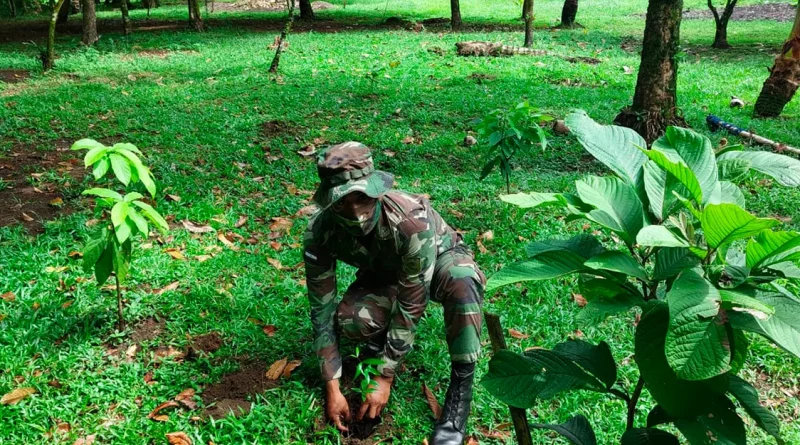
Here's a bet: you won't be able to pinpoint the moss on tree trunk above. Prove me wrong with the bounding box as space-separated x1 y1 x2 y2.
614 0 687 143
754 8 800 117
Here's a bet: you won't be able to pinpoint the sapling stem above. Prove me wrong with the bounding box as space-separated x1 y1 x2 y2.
626 376 645 430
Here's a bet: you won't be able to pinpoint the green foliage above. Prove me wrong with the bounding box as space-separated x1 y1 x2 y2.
349 347 383 402
473 101 551 193
482 111 800 443
72 139 168 330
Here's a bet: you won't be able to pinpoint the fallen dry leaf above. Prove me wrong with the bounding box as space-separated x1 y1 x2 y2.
235 215 248 228
384 150 396 157
174 389 197 410
297 145 316 157
62 300 74 309
269 217 293 233
269 241 282 251
267 258 283 270
263 325 277 337
72 434 97 445
154 346 186 361
166 194 181 202
164 248 185 260
573 293 587 307
195 255 212 262
402 136 415 144
21 212 34 222
148 400 180 420
573 329 585 338
166 432 193 445
479 230 494 241
55 422 71 435
266 358 288 380
508 329 529 340
465 436 479 445
422 383 442 420
49 197 64 207
144 371 155 385
286 183 299 195
32 302 41 310
45 266 68 273
294 205 317 217
125 344 138 360
1 292 15 302
476 240 488 255
248 317 263 325
217 232 240 251
154 281 180 295
623 65 634 74
68 250 83 259
283 360 301 378
182 220 214 234
448 209 465 219
1 387 36 405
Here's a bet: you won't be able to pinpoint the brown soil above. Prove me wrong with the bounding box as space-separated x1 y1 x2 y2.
683 3 797 22
201 361 278 419
341 393 393 444
129 317 166 343
137 49 171 58
0 69 30 84
261 119 304 138
190 332 223 354
0 144 84 234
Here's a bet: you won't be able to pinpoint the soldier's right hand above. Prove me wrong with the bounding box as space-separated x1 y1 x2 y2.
325 380 351 432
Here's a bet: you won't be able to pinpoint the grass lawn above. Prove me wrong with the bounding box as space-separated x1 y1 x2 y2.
1 0 799 443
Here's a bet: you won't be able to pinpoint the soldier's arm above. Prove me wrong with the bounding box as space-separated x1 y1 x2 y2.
378 219 436 377
304 226 342 381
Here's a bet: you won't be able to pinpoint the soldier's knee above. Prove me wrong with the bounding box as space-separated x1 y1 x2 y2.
441 266 485 304
336 299 389 340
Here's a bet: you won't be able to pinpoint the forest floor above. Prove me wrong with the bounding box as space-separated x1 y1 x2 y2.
1 0 799 443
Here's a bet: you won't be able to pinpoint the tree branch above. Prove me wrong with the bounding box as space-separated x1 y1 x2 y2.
626 377 645 430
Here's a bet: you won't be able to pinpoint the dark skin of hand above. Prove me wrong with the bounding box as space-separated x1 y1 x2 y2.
326 376 394 431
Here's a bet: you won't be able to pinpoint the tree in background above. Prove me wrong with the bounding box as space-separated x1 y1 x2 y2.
754 6 800 117
121 0 131 34
44 0 67 70
522 0 533 47
451 0 462 30
615 0 686 143
299 0 313 19
188 0 204 31
82 0 98 45
707 0 738 48
560 0 578 28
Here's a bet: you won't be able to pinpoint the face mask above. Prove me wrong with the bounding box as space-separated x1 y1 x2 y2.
333 201 381 236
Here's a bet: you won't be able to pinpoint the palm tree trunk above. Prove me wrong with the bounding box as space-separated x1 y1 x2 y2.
45 0 67 71
754 7 800 117
522 0 534 47
81 0 98 45
450 0 462 31
614 0 687 142
560 0 578 28
120 0 131 35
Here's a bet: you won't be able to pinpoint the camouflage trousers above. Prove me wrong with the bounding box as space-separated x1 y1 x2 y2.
336 245 485 364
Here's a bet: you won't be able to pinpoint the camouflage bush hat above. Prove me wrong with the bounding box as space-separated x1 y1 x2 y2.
312 142 395 210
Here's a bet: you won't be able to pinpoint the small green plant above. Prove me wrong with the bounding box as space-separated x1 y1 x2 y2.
481 110 800 444
349 347 383 402
473 101 551 193
72 139 169 331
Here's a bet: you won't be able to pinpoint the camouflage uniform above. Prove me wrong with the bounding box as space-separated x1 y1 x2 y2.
304 142 485 381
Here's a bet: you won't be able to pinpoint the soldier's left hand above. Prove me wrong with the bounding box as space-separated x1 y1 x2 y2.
357 375 393 420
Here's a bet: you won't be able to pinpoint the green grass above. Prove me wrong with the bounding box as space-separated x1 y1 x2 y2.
1 0 800 443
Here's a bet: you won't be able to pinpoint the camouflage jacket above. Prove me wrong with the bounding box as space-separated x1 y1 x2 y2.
303 190 462 380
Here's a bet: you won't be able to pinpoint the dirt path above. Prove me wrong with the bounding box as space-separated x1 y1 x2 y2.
684 3 797 22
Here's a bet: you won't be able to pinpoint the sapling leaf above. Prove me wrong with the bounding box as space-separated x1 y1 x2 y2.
132 201 169 233
92 157 111 179
83 188 124 201
94 241 114 286
109 152 132 186
530 414 598 445
82 229 108 273
71 138 106 152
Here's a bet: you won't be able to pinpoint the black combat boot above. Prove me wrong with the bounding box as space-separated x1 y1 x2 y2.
430 362 475 445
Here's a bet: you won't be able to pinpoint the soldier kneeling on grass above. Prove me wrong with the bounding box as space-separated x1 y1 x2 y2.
303 142 485 444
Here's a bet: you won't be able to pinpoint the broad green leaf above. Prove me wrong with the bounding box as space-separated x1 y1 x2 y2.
501 192 559 208
746 230 800 269
486 253 585 292
84 146 109 168
488 131 503 147
643 160 683 222
729 329 749 374
635 302 728 417
652 127 718 205
128 208 149 237
718 150 800 187
642 149 704 204
646 405 673 428
585 251 648 281
728 375 783 443
719 288 774 320
665 270 730 380
131 201 169 233
482 349 605 409
701 204 778 249
578 293 642 324
565 110 647 188
113 239 131 283
112 142 143 155
530 415 597 445
733 286 800 359
92 157 111 180
82 229 108 273
114 218 131 244
83 188 123 201
714 181 745 208
653 247 701 281
636 225 689 248
479 156 498 180
766 261 800 279
109 152 132 186
674 397 746 445
94 242 114 286
123 192 144 203
717 158 751 183
525 234 605 259
576 176 645 243
114 148 157 197
672 192 702 220
110 202 129 229
552 340 617 389
72 138 106 151
620 428 680 445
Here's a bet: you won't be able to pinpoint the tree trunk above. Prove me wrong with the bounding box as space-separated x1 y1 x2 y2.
754 8 800 117
614 0 687 143
522 0 534 47
56 0 69 24
269 0 295 73
188 0 204 31
450 0 461 31
708 0 737 49
120 0 131 35
44 0 67 71
7 0 17 17
560 0 578 28
299 0 313 20
81 0 98 45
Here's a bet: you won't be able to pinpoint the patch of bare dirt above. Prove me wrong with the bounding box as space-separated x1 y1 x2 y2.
683 3 797 21
189 332 223 357
201 361 279 419
130 317 166 343
620 36 640 53
261 119 304 139
137 49 171 58
0 144 84 233
311 1 336 10
0 69 30 84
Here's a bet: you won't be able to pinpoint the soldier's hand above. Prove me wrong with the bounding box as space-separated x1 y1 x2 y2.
325 380 351 432
357 375 393 420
